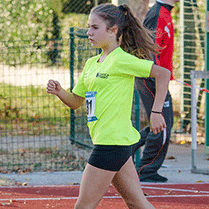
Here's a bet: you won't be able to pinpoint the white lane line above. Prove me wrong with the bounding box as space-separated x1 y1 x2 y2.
141 186 209 194
0 194 209 202
0 185 80 189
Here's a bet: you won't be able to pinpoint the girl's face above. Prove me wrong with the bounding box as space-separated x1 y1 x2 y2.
87 13 114 49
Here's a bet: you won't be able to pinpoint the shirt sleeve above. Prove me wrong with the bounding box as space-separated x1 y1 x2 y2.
117 54 154 78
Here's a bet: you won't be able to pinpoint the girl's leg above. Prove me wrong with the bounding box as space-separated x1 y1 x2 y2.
111 157 155 209
74 163 116 209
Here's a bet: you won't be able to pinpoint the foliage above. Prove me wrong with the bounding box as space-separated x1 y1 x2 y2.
172 3 181 79
0 0 54 65
0 0 54 41
0 0 111 42
0 0 91 66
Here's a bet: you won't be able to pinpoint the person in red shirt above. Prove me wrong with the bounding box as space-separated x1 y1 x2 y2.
134 0 179 182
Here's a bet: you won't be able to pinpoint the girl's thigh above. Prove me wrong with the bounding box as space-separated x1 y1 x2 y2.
112 157 155 209
76 163 116 208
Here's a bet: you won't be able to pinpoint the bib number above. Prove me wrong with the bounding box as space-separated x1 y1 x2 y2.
85 91 98 122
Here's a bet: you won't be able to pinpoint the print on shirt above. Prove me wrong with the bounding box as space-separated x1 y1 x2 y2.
96 73 109 79
164 25 171 37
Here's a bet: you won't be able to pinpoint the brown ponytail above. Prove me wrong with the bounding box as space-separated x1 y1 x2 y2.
91 3 160 60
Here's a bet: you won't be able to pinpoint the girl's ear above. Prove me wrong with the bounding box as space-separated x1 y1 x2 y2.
109 25 118 36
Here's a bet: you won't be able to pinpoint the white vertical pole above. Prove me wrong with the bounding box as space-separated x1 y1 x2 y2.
191 71 197 170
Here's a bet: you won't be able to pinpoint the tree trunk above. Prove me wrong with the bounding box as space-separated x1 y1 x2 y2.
112 0 149 22
127 0 149 22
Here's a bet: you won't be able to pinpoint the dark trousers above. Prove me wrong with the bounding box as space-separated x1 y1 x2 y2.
133 77 173 178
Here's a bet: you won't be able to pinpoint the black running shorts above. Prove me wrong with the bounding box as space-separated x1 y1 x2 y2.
88 144 134 171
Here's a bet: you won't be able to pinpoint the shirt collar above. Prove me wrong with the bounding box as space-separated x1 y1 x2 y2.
156 0 174 11
157 0 166 3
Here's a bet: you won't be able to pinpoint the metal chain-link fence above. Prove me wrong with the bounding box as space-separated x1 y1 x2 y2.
182 0 206 135
0 36 91 173
169 0 206 144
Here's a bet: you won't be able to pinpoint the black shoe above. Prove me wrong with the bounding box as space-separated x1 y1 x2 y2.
140 173 168 183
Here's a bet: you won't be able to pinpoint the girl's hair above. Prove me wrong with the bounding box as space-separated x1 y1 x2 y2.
91 3 160 60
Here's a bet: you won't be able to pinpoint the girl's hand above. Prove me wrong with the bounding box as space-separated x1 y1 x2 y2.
46 79 62 95
150 113 166 134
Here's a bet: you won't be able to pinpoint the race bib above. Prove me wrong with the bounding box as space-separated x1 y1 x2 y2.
85 91 98 122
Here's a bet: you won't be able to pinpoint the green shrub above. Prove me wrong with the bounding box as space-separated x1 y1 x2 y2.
0 0 54 41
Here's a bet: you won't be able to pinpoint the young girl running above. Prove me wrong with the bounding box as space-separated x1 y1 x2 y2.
47 3 170 209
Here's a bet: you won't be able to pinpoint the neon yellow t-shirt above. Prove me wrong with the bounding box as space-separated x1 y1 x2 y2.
73 47 153 145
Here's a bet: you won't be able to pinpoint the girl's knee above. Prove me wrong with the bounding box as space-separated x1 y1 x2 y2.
74 199 97 209
125 198 155 209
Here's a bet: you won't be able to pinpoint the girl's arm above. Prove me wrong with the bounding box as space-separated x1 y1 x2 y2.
149 64 171 134
47 79 85 110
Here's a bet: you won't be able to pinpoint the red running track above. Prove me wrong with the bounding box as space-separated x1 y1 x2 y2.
0 183 209 208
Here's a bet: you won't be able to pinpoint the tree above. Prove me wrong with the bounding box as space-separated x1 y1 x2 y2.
112 0 149 21
128 0 149 22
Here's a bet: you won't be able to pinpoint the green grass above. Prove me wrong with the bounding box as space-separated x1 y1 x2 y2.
0 83 77 136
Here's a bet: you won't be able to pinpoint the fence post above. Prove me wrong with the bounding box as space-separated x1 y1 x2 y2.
190 71 197 170
206 1 209 154
70 27 75 143
134 89 141 167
